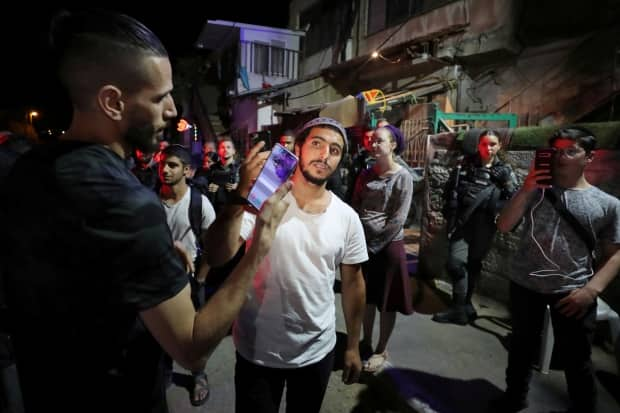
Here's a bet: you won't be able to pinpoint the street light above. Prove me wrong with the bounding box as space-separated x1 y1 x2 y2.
28 111 38 124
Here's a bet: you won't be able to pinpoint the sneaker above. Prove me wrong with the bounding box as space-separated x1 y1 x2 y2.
363 351 388 373
432 307 468 325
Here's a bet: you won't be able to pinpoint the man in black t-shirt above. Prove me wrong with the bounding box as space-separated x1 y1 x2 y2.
207 137 240 214
0 11 290 413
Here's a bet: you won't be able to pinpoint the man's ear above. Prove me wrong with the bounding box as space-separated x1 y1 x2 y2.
98 85 124 120
183 164 192 177
294 142 301 157
586 150 595 163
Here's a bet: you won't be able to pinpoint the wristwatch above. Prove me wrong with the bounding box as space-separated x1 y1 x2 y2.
228 192 249 206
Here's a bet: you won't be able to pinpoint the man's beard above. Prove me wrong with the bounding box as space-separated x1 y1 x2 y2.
300 160 331 186
126 124 159 153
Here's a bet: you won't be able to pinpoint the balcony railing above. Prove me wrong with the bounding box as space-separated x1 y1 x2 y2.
240 41 299 80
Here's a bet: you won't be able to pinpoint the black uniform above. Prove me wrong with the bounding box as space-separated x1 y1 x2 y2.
434 154 516 324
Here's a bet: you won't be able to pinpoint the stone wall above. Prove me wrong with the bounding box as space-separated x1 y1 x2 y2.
419 133 620 311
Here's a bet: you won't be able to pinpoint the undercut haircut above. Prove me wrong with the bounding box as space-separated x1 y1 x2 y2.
49 9 168 109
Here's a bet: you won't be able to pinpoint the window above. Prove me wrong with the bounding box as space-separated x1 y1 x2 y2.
253 42 269 75
270 41 285 77
246 41 291 78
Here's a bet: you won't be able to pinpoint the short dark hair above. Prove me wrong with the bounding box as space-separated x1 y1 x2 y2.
50 9 168 109
549 126 597 154
162 144 191 165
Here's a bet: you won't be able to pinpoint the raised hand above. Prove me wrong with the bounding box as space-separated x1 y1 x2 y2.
252 181 292 257
238 142 270 198
522 160 552 192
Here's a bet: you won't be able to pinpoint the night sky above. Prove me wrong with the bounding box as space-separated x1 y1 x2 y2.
1 3 291 129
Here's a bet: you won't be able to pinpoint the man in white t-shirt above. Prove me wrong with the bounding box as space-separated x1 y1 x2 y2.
206 117 368 413
159 144 216 406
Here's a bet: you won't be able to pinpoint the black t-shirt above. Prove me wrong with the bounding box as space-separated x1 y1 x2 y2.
206 161 240 213
0 141 188 412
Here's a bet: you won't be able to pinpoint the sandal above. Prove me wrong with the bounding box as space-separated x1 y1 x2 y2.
363 351 388 373
190 371 210 406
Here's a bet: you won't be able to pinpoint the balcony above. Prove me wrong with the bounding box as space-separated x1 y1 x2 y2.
240 40 299 81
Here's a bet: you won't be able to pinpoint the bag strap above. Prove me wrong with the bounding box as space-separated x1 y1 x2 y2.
544 189 595 253
188 186 203 249
455 185 497 229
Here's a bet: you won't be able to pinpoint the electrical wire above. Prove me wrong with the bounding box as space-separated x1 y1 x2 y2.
528 188 594 282
287 84 330 100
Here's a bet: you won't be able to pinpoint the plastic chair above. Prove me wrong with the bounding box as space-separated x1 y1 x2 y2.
537 297 620 374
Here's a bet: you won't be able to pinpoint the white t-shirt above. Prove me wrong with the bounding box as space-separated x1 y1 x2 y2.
161 187 216 261
234 191 368 368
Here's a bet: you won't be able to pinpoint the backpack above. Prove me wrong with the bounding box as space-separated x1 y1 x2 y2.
188 185 203 260
187 185 206 308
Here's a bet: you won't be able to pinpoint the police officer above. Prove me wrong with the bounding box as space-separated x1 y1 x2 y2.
433 129 517 325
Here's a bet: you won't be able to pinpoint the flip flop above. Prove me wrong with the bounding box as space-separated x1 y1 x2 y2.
363 351 388 373
190 371 210 407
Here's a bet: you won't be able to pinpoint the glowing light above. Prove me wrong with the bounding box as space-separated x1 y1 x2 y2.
177 118 192 132
371 51 379 59
28 111 39 124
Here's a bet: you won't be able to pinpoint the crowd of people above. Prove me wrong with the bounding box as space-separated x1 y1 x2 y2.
1 9 619 413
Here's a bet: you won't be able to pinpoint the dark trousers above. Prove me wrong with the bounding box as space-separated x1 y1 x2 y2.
446 237 485 304
447 211 496 305
505 281 597 411
234 347 335 413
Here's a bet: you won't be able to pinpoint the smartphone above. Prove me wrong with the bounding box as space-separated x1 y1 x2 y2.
247 143 298 210
534 147 555 186
251 130 272 151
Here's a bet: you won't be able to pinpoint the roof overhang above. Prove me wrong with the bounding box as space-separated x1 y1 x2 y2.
321 25 467 95
322 48 449 95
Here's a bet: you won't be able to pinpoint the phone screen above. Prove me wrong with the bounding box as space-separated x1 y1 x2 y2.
535 148 555 185
247 143 298 210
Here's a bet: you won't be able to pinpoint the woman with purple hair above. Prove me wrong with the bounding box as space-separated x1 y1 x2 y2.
351 124 414 372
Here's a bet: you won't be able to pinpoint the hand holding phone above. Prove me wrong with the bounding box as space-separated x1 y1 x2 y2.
534 148 555 186
247 143 298 211
251 131 272 151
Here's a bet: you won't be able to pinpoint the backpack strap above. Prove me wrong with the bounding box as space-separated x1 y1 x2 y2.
544 189 596 253
188 186 203 249
454 185 497 231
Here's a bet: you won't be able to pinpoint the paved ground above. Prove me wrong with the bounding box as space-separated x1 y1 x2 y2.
166 231 620 413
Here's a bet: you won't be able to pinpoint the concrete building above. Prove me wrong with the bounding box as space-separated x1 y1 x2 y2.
191 0 620 308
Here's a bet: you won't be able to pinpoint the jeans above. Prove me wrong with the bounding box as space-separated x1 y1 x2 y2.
234 348 335 413
505 281 597 411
